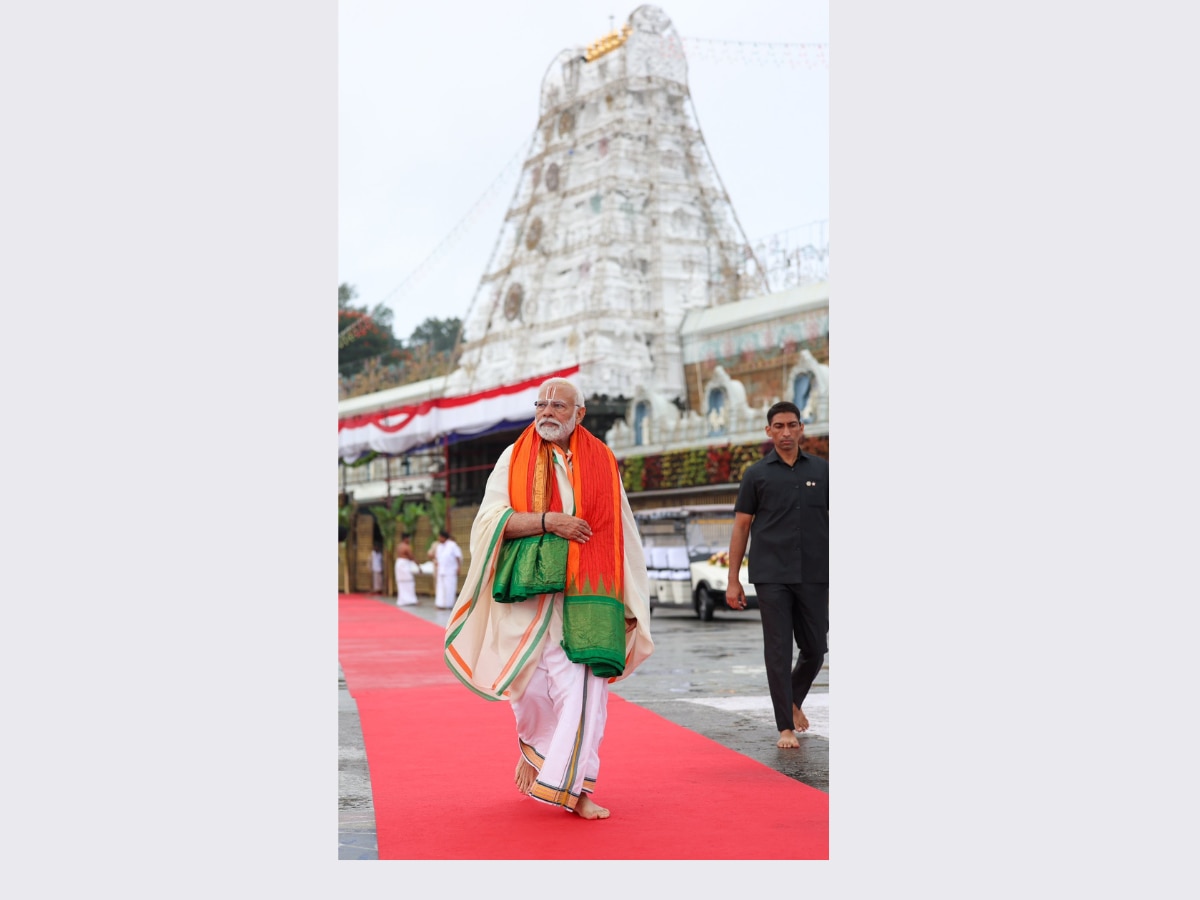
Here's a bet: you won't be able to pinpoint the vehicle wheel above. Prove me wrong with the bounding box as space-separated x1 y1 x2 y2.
693 586 706 619
700 589 716 621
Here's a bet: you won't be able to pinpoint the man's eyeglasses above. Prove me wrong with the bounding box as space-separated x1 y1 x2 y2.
534 400 578 412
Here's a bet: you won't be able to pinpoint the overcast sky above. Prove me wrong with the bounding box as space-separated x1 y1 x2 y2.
339 0 829 344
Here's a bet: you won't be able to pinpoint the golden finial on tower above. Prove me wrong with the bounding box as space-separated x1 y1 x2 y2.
584 18 632 62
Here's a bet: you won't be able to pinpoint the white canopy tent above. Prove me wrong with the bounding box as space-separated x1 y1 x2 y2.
338 364 581 462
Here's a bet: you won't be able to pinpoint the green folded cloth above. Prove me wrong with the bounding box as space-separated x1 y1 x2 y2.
493 531 626 677
493 533 568 603
561 595 627 678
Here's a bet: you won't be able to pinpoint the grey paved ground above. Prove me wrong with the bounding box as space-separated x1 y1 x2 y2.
338 661 379 860
339 592 829 859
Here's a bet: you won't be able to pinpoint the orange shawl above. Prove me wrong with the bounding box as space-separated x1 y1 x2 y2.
508 423 628 675
508 422 624 604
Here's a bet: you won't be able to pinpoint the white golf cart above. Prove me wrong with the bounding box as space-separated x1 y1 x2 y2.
633 504 756 621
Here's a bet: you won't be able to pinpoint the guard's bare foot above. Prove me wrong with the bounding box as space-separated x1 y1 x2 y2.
793 704 810 733
777 729 800 749
514 759 537 795
575 795 610 819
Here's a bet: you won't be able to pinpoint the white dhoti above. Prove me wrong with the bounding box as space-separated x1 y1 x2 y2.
435 572 459 609
395 560 418 606
511 597 609 811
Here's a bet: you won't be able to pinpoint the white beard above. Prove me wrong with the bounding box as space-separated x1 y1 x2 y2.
536 416 576 443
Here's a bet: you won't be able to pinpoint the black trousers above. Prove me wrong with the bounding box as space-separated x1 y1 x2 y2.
755 582 829 733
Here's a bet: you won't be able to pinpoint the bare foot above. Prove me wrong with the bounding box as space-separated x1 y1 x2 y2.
777 729 800 749
575 795 610 819
514 759 537 795
793 704 810 733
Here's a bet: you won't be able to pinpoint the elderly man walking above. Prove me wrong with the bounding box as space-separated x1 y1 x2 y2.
443 377 653 819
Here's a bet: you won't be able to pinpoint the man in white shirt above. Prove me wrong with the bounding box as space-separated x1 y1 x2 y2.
433 530 463 609
395 533 418 606
370 545 384 593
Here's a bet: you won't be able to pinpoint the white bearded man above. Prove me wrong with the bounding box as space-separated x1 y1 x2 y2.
443 378 654 819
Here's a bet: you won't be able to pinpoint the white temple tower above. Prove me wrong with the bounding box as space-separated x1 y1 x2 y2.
445 5 768 403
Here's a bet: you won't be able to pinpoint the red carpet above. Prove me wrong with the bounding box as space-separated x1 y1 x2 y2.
339 594 829 859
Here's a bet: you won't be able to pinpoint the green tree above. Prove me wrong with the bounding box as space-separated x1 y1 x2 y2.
338 498 355 539
339 282 403 377
370 497 408 595
399 500 428 541
428 493 455 536
408 317 462 353
338 496 356 593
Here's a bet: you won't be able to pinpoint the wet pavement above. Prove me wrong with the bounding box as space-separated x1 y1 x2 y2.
338 661 378 860
339 593 829 859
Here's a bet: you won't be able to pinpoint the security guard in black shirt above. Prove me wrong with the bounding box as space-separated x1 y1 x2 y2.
726 400 828 749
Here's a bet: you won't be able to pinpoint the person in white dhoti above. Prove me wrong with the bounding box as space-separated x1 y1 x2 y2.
370 546 384 593
394 533 418 606
433 530 462 609
443 378 653 819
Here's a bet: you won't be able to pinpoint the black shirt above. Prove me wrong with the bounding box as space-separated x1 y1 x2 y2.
734 447 829 584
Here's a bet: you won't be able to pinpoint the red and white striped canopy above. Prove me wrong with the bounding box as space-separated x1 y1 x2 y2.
338 365 581 462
